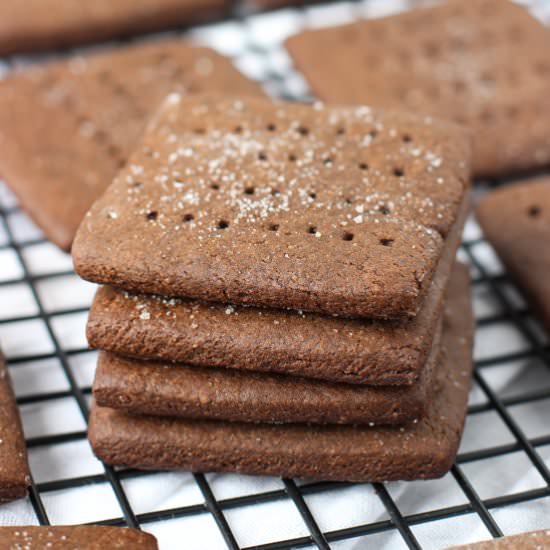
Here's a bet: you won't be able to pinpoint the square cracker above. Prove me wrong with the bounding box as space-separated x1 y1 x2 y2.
0 40 263 250
286 0 550 178
476 178 550 333
0 353 30 503
0 0 225 56
73 94 470 320
88 263 473 482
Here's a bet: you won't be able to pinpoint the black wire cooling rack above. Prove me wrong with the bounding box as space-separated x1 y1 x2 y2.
1 1 550 549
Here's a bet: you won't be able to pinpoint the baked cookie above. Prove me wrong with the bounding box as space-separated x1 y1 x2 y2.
0 0 225 56
0 526 158 549
286 0 550 178
0 353 30 503
446 529 550 549
0 40 263 250
476 178 550 333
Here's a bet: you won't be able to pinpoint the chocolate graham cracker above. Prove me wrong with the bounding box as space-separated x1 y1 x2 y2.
88 263 473 482
0 41 263 250
0 0 225 56
0 353 30 503
286 0 550 178
446 529 550 549
0 526 158 549
87 194 468 385
476 178 550 333
73 94 470 320
93 321 440 426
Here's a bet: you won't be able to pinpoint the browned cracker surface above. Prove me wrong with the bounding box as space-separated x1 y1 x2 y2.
0 353 30 503
0 40 263 250
73 94 470 320
477 178 550 333
88 264 473 482
0 526 158 549
446 529 550 549
0 0 225 55
286 0 550 178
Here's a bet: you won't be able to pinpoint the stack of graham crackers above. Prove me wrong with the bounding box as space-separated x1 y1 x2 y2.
72 94 474 482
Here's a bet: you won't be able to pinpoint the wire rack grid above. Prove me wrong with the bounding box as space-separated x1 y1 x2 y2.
1 1 550 549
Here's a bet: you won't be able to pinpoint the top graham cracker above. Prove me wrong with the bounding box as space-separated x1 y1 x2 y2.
73 94 470 320
286 0 550 178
